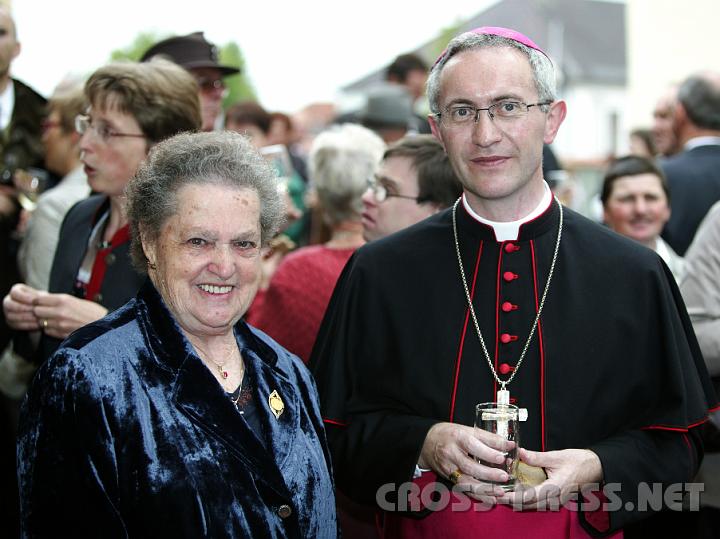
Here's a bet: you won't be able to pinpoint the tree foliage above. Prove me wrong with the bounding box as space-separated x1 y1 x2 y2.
109 32 256 109
218 41 255 108
110 31 168 62
429 22 463 59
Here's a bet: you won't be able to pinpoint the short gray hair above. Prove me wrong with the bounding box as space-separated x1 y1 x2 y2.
126 131 285 272
309 124 385 225
678 72 720 131
427 31 557 114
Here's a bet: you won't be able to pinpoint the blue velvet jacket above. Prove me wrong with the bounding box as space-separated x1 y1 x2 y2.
18 281 338 538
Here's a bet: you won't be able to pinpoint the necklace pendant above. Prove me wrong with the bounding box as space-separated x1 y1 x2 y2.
452 199 563 427
496 389 527 420
222 370 229 379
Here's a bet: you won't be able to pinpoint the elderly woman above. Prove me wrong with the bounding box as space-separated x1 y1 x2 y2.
3 60 201 365
247 124 385 362
18 132 338 538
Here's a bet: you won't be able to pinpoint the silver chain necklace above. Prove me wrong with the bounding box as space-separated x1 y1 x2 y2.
451 196 563 404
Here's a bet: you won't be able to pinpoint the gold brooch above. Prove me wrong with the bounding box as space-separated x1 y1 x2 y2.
268 389 284 419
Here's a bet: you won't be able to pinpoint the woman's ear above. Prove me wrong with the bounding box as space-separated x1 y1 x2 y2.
140 228 157 270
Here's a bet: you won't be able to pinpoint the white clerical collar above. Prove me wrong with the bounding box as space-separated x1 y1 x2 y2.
684 136 720 151
0 81 14 131
462 182 553 242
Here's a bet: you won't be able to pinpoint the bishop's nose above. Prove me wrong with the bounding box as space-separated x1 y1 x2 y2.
471 113 503 147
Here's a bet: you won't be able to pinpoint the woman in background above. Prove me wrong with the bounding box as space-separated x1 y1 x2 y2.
247 124 384 362
3 59 201 364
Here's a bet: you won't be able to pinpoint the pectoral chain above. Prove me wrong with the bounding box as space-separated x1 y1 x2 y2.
451 197 564 412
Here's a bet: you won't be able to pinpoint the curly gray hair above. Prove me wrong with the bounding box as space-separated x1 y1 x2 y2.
125 131 285 273
426 31 557 115
309 123 385 226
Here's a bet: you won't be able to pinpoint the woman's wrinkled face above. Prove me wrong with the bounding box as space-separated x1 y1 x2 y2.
144 183 263 340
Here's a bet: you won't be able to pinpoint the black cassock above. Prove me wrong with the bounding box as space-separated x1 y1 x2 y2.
310 199 718 535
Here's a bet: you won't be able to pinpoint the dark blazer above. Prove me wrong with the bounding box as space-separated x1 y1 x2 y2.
0 78 46 180
0 79 46 349
661 143 720 255
38 194 145 363
18 281 338 538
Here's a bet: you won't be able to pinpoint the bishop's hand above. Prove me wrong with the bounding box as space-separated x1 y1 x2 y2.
498 447 603 510
419 422 515 504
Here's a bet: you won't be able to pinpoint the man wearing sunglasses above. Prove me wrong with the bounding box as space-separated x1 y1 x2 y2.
141 32 239 132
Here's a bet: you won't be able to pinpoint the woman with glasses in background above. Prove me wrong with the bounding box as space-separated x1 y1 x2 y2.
2 59 201 365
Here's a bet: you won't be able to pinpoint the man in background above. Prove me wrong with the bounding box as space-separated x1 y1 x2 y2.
652 84 681 158
360 83 420 144
0 6 46 349
0 8 45 536
601 155 683 282
386 53 431 133
0 6 45 185
386 53 428 104
362 134 461 241
141 32 238 132
680 202 720 538
661 71 720 255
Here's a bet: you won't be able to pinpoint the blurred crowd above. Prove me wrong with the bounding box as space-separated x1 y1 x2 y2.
0 7 719 538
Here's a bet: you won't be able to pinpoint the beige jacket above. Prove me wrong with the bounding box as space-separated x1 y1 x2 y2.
681 201 720 508
682 201 720 376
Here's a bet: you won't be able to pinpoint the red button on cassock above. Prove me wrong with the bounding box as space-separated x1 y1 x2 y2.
499 363 514 374
501 302 518 312
500 333 518 344
504 243 520 253
503 271 518 282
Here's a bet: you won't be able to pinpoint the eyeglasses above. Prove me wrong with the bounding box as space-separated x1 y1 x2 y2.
195 76 226 93
435 100 553 128
366 178 421 203
75 114 146 144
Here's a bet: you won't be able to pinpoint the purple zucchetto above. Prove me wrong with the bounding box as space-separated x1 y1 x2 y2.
433 26 549 68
